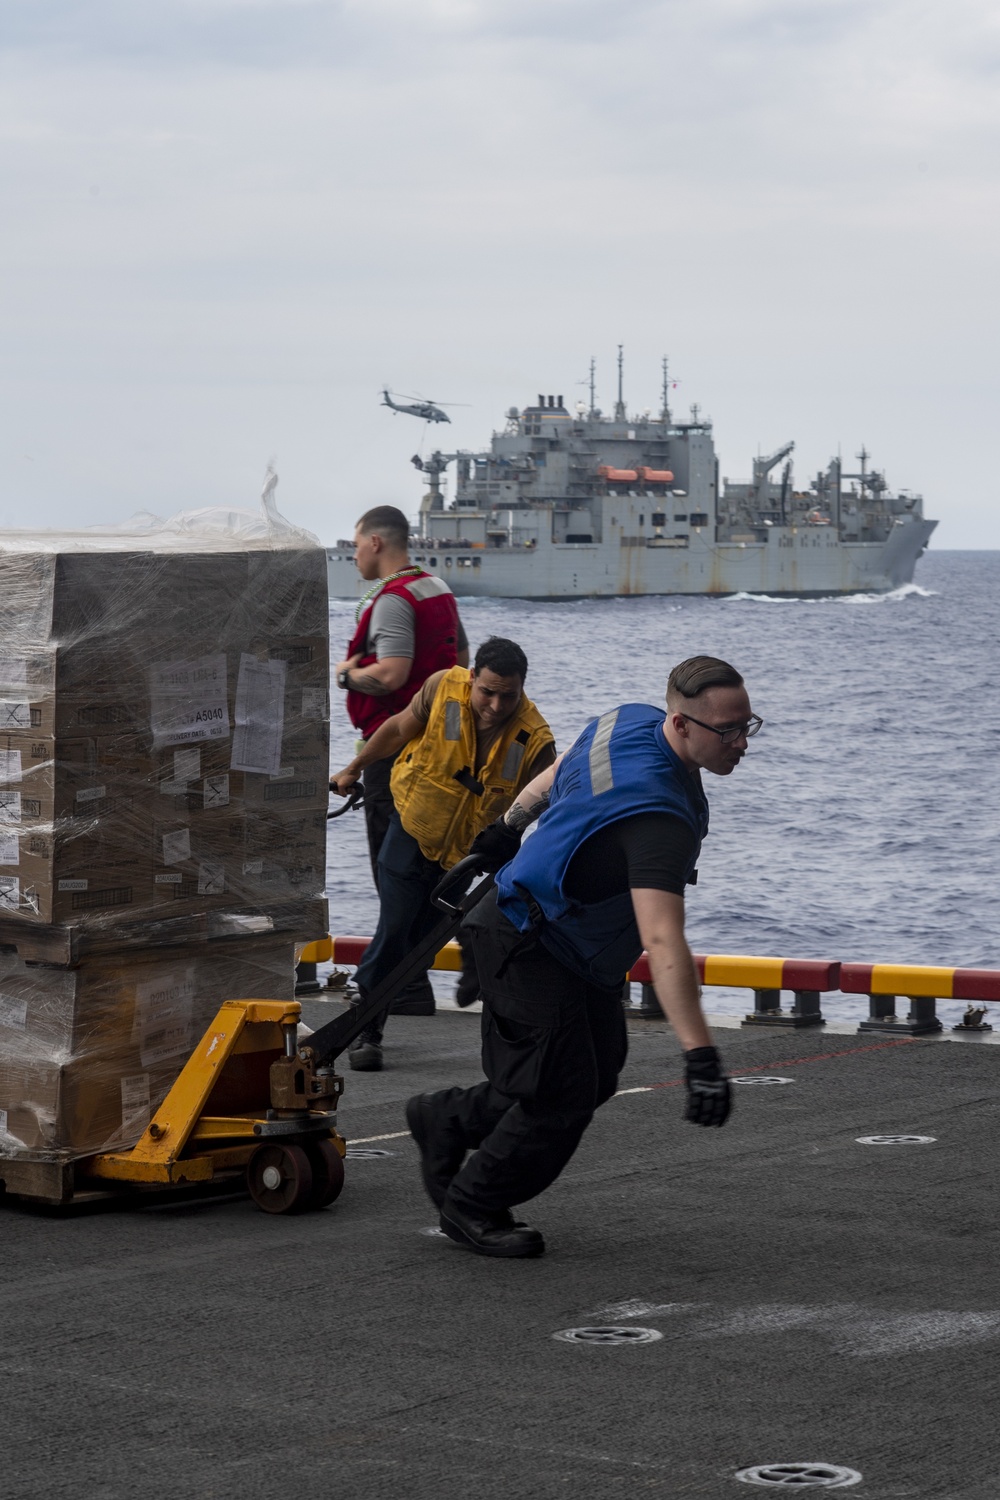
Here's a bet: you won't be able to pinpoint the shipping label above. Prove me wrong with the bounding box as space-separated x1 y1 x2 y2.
58 879 88 891
301 687 328 720
174 747 201 783
0 702 32 730
0 658 28 687
161 828 191 866
75 786 106 804
0 994 28 1029
0 791 21 823
0 830 18 866
230 654 286 776
0 750 22 784
155 872 183 885
203 773 229 809
242 858 264 876
0 877 19 912
120 1073 151 1135
135 969 196 1066
149 654 230 749
197 861 225 896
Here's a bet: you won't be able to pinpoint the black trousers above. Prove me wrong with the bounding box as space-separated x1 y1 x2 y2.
360 751 435 1007
359 751 400 888
442 889 628 1214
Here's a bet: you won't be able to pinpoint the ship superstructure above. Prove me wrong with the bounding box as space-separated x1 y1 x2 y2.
328 360 936 600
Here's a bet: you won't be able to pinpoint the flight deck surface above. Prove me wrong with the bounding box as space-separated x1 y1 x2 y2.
3 1005 998 1499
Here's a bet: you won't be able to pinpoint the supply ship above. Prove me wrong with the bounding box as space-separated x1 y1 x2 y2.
327 360 937 599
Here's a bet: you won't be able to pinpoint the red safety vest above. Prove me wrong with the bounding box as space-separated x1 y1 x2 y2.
346 571 461 739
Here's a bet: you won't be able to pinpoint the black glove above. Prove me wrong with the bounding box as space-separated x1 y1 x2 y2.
683 1046 732 1128
468 816 522 873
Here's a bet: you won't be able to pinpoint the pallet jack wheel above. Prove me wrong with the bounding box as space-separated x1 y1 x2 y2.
247 1143 314 1214
304 1139 346 1209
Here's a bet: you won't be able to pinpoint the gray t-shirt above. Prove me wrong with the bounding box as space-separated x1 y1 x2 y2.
365 587 468 660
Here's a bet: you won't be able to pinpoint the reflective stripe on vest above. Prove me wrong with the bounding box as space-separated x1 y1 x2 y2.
390 666 555 870
494 704 708 988
345 571 460 739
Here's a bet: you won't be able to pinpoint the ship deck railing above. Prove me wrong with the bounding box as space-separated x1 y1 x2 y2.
298 939 1000 1037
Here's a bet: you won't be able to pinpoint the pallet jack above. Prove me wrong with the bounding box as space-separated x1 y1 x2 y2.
71 794 491 1215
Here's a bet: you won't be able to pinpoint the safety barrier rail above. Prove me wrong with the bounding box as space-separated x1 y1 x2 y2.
299 938 1000 1036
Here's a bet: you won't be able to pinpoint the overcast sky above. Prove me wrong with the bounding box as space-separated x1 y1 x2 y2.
2 0 998 547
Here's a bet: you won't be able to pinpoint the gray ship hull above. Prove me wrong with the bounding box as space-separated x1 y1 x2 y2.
331 372 937 601
327 513 936 601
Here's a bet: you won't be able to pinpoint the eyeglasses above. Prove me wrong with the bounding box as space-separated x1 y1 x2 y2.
681 713 763 746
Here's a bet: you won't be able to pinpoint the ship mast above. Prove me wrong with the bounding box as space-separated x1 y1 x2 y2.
614 344 626 421
660 356 672 425
588 357 597 417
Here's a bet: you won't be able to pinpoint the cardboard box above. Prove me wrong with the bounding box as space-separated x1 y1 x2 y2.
0 935 298 1154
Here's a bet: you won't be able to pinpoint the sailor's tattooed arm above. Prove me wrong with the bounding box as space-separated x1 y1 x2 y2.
503 790 550 835
501 752 563 832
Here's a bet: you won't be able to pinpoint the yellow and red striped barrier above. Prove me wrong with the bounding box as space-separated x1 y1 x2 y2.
839 963 1000 1002
307 937 1000 1035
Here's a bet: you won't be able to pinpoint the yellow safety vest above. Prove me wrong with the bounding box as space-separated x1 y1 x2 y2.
390 667 555 870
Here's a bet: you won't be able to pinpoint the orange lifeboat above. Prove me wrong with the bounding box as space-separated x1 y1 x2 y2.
598 466 639 483
636 467 675 484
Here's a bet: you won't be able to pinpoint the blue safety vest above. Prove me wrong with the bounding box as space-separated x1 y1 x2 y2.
494 704 709 988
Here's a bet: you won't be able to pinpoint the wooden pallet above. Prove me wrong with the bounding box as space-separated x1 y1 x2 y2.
0 1153 75 1205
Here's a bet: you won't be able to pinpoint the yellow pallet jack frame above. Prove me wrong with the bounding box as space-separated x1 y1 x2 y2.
80 998 347 1214
1 851 486 1214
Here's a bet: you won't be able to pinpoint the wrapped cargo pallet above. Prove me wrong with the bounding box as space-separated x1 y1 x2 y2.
0 497 330 1163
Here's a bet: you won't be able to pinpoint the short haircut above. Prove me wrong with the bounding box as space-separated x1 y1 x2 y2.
667 655 743 703
473 636 528 682
356 505 409 551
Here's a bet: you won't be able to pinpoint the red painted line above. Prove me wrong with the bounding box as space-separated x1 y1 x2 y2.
644 1037 919 1091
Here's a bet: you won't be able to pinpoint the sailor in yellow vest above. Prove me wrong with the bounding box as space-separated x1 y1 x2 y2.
330 637 556 1071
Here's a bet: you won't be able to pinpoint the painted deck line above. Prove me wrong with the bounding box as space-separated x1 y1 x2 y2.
347 1129 413 1144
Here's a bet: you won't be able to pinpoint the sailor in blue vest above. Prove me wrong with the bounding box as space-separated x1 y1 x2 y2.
405 655 762 1258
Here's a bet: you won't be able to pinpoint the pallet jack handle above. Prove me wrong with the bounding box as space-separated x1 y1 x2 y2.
327 784 365 819
299 855 494 1067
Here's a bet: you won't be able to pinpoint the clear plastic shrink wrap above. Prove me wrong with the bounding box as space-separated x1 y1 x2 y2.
0 501 330 1159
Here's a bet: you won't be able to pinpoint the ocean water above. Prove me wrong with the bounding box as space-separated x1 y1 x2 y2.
326 550 999 1025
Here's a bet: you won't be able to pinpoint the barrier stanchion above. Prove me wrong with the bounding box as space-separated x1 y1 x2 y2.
843 964 946 1035
733 958 838 1028
845 964 1000 1036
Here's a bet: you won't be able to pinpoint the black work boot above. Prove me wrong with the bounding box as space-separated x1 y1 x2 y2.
405 1090 468 1208
389 976 436 1016
439 1194 545 1258
348 1025 384 1072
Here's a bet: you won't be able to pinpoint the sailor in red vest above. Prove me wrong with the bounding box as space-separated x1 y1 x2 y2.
334 505 469 1014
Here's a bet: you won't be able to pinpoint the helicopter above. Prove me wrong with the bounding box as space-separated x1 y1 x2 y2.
381 389 452 424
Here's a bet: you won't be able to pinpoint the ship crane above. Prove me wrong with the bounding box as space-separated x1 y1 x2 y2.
751 441 795 514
